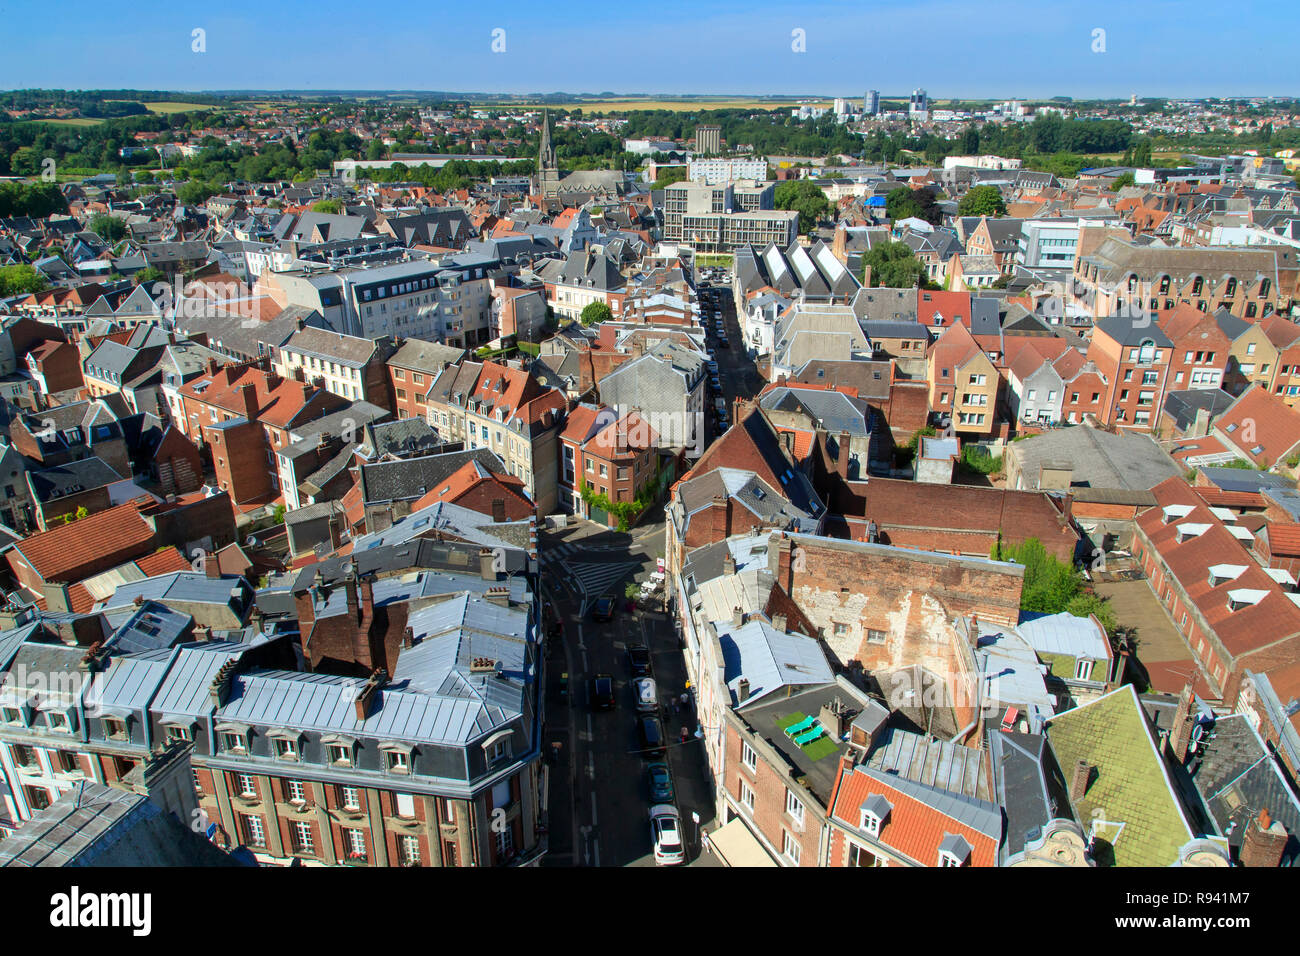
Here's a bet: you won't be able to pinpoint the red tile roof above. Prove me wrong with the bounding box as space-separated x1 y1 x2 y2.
1216 385 1300 467
10 500 157 583
829 759 999 867
1264 522 1300 557
1137 478 1300 660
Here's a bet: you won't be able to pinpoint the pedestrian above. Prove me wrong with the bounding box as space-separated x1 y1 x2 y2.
673 699 680 716
680 726 689 745
680 692 689 710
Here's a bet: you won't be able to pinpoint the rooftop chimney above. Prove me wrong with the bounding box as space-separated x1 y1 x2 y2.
737 677 750 703
1069 759 1092 803
772 612 787 632
1239 808 1288 867
204 551 221 579
732 606 744 629
723 552 736 575
479 547 499 580
491 498 507 523
1166 682 1197 764
353 669 387 721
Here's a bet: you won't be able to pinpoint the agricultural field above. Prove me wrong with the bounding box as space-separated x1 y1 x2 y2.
19 116 104 127
142 101 213 113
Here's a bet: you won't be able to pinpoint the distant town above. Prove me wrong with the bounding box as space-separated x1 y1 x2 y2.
0 83 1298 872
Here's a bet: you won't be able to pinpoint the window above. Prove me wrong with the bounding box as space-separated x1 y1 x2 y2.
222 732 246 754
287 780 307 804
849 843 883 867
57 750 80 775
386 750 410 774
395 793 416 819
1074 658 1094 681
786 790 805 824
274 737 299 761
47 712 69 732
166 724 191 742
833 622 848 636
12 744 37 769
439 799 456 825
741 742 757 772
328 744 352 766
740 780 756 811
399 834 421 866
345 828 368 862
290 820 315 855
25 786 51 811
782 830 802 865
105 717 127 740
340 786 362 811
1 706 19 726
866 628 887 644
235 774 259 799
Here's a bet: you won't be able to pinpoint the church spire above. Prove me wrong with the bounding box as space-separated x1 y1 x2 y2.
538 109 557 172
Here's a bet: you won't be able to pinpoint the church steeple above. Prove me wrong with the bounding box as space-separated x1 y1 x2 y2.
538 109 557 172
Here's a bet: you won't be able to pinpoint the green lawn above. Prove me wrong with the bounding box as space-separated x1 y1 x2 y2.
774 712 840 762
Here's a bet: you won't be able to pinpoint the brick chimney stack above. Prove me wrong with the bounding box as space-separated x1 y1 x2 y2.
237 382 259 421
1166 682 1197 764
838 430 852 478
1239 808 1288 867
1069 759 1092 803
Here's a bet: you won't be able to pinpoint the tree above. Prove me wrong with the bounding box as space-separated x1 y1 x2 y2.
1065 592 1117 634
773 179 831 235
885 186 941 226
89 213 127 242
862 240 933 289
580 301 613 326
134 266 165 286
961 126 980 154
176 179 216 206
1108 172 1135 191
0 264 49 297
310 198 342 213
957 185 1007 218
649 167 687 191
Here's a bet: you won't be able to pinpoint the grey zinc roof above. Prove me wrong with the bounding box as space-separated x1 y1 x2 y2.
95 572 251 615
1016 611 1110 662
151 642 249 719
989 730 1077 860
27 457 125 501
87 650 173 715
390 339 468 374
866 726 992 802
719 619 835 709
358 447 506 504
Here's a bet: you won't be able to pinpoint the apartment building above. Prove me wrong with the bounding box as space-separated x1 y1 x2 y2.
1086 316 1174 430
1071 237 1298 320
387 340 467 422
267 254 498 347
274 326 397 411
424 360 567 514
928 322 999 437
689 158 768 184
0 556 545 866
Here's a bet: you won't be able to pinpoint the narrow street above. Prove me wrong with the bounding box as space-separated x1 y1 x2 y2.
539 517 720 867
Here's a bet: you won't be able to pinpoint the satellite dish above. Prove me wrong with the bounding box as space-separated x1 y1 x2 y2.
245 536 259 548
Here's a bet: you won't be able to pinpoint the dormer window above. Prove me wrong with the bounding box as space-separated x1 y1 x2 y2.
274 737 301 761
1207 564 1246 588
937 833 972 867
220 730 248 754
381 743 413 775
1 706 21 726
1174 523 1210 544
1226 589 1267 612
104 717 128 740
859 793 892 837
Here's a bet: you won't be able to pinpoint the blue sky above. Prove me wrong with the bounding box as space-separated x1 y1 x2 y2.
0 0 1294 98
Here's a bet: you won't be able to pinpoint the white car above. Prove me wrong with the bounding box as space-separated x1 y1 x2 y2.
650 804 685 866
634 677 658 712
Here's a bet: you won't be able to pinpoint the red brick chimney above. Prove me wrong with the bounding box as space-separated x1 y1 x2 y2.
1166 682 1197 764
237 383 259 421
1239 808 1288 867
777 535 794 589
838 430 851 479
359 574 375 622
711 493 731 538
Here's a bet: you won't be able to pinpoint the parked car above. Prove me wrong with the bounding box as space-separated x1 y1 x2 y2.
650 804 685 865
588 674 615 711
592 597 615 622
706 361 718 374
710 375 721 392
718 337 729 348
646 761 675 803
634 677 658 713
638 715 666 757
627 643 652 677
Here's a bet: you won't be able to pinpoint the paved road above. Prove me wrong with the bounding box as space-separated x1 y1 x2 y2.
699 280 766 436
539 518 718 867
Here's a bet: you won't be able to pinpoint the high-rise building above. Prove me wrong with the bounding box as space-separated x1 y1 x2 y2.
833 98 849 115
909 89 929 116
864 90 880 115
695 125 722 156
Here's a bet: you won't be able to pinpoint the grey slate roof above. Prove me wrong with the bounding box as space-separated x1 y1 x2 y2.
357 447 506 505
0 782 239 867
1010 425 1182 492
27 456 125 501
